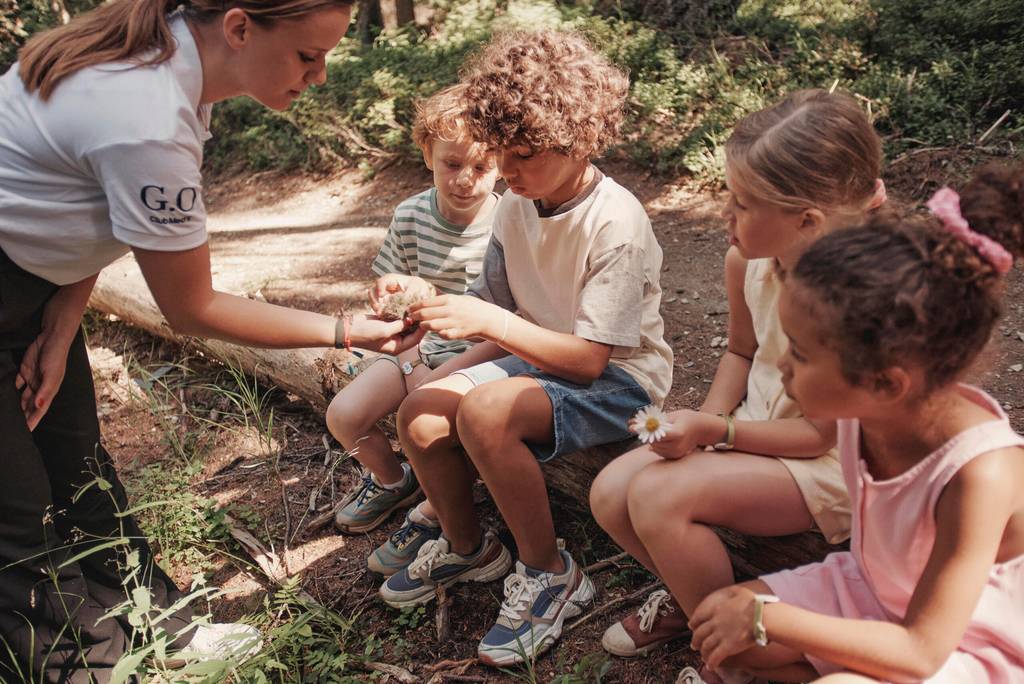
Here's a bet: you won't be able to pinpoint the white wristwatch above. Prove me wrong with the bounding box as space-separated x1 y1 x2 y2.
753 594 780 647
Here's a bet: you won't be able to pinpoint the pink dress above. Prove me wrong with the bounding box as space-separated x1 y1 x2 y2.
763 385 1024 682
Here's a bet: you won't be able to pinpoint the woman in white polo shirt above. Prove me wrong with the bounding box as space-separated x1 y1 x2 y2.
0 0 415 680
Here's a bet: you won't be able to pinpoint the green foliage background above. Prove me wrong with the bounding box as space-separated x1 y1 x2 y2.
5 0 1023 178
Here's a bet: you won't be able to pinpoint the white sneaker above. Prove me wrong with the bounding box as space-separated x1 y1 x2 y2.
164 622 262 667
676 666 707 684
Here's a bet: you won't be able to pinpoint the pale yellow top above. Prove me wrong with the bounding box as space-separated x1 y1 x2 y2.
733 257 852 543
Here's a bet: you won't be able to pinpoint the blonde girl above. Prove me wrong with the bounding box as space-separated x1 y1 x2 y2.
590 89 885 660
690 164 1024 683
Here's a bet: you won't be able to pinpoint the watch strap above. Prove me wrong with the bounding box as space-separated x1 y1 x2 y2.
753 593 779 647
714 413 735 451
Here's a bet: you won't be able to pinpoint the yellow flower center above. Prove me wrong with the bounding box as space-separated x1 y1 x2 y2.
645 417 660 432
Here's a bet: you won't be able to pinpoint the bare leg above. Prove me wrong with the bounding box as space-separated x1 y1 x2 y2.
590 444 664 577
457 377 560 571
397 373 481 554
628 451 814 616
396 343 514 526
325 347 426 484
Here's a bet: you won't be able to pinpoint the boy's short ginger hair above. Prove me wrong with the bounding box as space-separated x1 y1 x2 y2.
412 83 474 153
461 30 629 159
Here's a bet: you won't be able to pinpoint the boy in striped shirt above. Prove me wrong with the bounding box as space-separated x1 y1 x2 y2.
326 84 499 574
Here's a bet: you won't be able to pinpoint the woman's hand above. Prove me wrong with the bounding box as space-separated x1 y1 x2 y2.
15 277 95 431
689 585 759 669
408 294 506 341
347 313 425 354
368 273 436 315
646 409 725 460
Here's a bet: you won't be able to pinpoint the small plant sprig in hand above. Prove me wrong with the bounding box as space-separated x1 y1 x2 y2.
629 405 673 444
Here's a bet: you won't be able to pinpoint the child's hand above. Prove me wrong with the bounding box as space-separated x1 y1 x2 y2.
408 295 506 341
689 585 758 669
348 313 425 354
646 410 726 460
368 274 435 315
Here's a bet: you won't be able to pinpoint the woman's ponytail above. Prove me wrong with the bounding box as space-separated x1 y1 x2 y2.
19 0 182 100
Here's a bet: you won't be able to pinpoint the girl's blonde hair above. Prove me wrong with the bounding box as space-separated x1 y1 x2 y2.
19 0 353 101
725 89 882 214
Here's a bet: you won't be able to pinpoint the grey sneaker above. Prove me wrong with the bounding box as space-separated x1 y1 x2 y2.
379 531 512 608
334 463 421 534
477 551 595 667
367 507 442 576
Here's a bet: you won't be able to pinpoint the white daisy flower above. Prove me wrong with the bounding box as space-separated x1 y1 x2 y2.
631 405 672 444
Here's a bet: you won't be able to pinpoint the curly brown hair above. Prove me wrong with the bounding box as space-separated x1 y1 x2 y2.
790 164 1024 391
726 89 882 215
460 29 629 158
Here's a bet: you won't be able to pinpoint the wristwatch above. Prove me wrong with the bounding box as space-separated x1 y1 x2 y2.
400 358 423 376
753 593 780 647
713 413 735 451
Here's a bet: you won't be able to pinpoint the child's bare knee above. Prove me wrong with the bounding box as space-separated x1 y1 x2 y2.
590 465 629 528
626 464 684 533
455 384 511 449
326 391 369 438
397 389 451 452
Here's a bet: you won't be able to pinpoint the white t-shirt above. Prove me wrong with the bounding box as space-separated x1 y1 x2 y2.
471 176 673 407
0 14 211 285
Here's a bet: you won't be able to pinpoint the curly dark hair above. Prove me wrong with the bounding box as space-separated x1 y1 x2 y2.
791 164 1024 391
460 29 629 158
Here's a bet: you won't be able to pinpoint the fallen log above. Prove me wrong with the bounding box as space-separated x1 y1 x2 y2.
90 255 358 410
90 254 841 570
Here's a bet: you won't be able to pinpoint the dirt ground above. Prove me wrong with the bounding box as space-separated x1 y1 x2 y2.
89 150 1024 683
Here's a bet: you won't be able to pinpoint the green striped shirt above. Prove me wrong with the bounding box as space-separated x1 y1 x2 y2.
372 188 496 294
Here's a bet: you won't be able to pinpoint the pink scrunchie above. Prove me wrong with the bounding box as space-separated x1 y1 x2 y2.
926 187 1013 275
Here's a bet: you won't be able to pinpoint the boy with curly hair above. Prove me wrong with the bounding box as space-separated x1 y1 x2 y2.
325 84 500 572
378 30 673 666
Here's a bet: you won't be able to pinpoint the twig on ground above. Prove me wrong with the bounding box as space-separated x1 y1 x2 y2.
280 477 292 551
890 146 946 165
565 580 664 635
423 658 477 673
306 502 341 534
978 109 1012 145
355 660 418 683
438 676 484 683
435 584 452 643
224 513 321 607
322 433 332 466
583 551 631 575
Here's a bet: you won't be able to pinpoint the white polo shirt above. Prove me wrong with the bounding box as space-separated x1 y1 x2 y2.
0 14 211 285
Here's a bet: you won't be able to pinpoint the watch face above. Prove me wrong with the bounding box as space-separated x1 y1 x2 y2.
401 361 414 375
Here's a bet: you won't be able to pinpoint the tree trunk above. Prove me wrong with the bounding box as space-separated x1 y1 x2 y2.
394 0 414 26
356 0 382 45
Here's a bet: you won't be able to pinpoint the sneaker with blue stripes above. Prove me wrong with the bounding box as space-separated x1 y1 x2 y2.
477 550 595 666
379 530 511 608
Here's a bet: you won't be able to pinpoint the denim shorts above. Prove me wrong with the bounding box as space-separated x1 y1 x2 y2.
455 355 651 463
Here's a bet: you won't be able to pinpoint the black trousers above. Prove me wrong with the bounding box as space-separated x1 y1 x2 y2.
0 250 191 683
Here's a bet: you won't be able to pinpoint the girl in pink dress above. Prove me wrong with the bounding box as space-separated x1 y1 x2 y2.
687 164 1024 684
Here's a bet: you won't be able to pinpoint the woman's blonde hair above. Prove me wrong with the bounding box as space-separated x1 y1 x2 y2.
19 0 353 101
725 89 882 214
